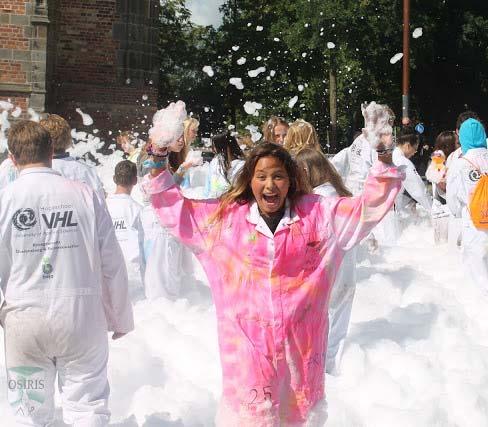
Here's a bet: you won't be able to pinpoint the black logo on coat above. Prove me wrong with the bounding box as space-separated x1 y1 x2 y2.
469 170 481 182
12 208 37 231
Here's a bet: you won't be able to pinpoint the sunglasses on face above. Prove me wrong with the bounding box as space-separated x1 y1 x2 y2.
376 147 394 155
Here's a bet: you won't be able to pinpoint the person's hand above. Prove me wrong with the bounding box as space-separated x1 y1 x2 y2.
112 332 127 340
437 180 447 192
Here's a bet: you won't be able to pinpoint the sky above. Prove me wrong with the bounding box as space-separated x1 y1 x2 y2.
186 0 224 27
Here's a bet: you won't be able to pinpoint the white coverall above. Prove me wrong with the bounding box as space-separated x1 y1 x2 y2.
203 154 245 199
332 135 396 246
313 183 357 375
430 183 450 244
0 167 133 426
106 194 145 287
447 148 488 292
446 147 464 250
392 147 432 212
331 134 375 196
141 205 187 300
0 156 105 201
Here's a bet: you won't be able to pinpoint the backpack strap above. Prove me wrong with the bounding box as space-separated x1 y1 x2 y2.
462 156 488 175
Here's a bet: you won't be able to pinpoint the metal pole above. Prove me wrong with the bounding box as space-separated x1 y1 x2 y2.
402 0 410 125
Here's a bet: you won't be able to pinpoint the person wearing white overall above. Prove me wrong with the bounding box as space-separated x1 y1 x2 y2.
391 131 432 240
0 114 105 202
447 118 488 293
0 121 133 426
106 160 145 291
332 103 397 247
295 148 358 376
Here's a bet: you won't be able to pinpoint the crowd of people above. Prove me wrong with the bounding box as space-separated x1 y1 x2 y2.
0 100 486 426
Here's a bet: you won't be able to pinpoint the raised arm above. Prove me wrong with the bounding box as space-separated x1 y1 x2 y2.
328 159 404 251
142 166 219 254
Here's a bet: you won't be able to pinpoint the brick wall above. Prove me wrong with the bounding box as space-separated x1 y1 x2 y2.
47 0 160 139
0 0 36 116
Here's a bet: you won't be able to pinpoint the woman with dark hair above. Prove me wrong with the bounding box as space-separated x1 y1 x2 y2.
393 129 432 213
204 132 245 198
143 142 404 426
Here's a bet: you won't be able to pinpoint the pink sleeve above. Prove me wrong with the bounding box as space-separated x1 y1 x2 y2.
327 161 405 250
142 170 219 253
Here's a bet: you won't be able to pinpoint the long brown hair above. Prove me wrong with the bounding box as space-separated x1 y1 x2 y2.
295 148 352 197
210 143 311 223
434 131 457 158
212 132 245 181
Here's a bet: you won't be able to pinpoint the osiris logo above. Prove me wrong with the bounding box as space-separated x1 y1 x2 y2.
41 210 78 229
8 379 45 390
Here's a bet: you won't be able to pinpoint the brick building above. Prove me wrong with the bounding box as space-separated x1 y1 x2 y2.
0 0 160 138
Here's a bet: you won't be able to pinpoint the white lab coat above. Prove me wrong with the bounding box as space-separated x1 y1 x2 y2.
0 167 133 426
392 147 432 212
313 182 357 375
141 205 187 300
447 148 488 292
204 154 245 199
332 136 397 246
106 194 145 288
446 147 463 250
430 183 451 244
0 155 105 201
332 134 376 196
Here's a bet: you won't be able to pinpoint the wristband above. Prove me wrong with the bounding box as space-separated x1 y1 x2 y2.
143 158 167 169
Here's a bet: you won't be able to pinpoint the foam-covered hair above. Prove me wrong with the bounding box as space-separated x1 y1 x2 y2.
361 101 393 149
149 100 187 148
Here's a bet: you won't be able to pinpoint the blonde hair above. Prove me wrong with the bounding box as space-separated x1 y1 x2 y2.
283 119 321 154
39 114 71 152
262 116 289 144
295 148 352 197
184 117 199 145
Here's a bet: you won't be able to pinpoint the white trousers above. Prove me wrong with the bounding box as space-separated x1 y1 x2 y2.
372 209 399 246
1 297 110 426
144 229 185 300
431 200 450 245
326 249 357 375
448 215 463 252
462 227 488 293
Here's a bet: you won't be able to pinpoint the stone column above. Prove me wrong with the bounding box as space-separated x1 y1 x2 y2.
30 0 49 112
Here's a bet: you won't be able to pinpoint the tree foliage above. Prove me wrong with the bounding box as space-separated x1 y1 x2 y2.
158 0 488 152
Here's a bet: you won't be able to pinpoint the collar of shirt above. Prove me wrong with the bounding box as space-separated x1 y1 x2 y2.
19 167 61 177
246 199 300 239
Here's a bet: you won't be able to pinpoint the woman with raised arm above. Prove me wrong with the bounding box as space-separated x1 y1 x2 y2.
143 125 404 426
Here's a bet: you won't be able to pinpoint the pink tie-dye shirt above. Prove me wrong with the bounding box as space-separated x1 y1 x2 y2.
143 161 404 426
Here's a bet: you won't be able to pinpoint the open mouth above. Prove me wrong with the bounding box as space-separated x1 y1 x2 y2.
262 193 281 206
